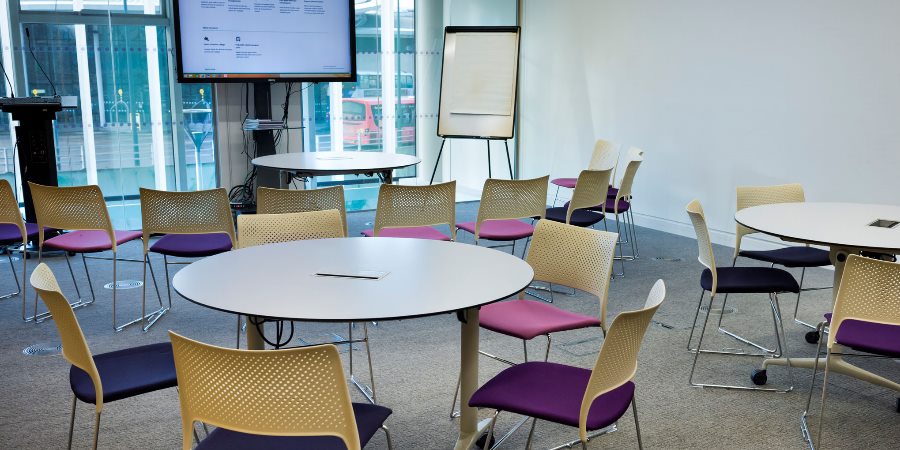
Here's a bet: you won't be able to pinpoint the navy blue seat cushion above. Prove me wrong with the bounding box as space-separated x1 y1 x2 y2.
470 362 634 432
701 267 800 294
195 403 392 450
834 318 900 358
0 223 41 245
69 342 177 404
150 233 232 258
739 246 831 268
544 207 604 227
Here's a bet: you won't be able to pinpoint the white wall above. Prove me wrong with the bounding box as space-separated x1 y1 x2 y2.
519 0 900 247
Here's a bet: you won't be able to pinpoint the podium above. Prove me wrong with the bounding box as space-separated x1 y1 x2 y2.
0 96 74 223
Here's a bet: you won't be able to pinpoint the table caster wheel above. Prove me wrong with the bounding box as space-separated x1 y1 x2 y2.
751 369 767 386
475 433 495 449
805 331 820 344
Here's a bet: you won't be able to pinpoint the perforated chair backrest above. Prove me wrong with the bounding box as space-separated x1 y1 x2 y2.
578 279 665 442
828 255 900 350
30 263 102 411
139 187 236 254
257 186 348 237
0 179 25 240
613 156 642 205
526 220 618 329
567 169 613 224
237 209 343 249
686 200 718 294
169 333 362 450
373 181 456 239
28 182 116 250
475 175 549 239
734 183 805 257
587 139 618 171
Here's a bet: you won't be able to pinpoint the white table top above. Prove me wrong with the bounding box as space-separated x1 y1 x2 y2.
252 152 421 176
172 237 534 322
735 202 900 252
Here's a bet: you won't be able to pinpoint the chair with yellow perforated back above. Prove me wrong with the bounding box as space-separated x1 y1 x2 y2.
0 180 42 319
29 182 162 331
140 187 235 331
545 169 612 228
457 175 548 257
551 139 617 206
361 181 456 241
732 184 831 338
31 263 177 450
470 279 666 450
257 185 348 236
169 332 393 450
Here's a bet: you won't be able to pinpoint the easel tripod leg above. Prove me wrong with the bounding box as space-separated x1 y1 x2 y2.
486 140 492 178
504 140 513 179
429 139 447 185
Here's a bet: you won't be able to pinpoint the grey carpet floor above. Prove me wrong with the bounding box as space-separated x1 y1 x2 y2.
0 201 897 449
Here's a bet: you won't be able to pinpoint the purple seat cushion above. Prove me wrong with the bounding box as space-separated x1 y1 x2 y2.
739 246 831 268
195 403 392 450
150 233 233 257
480 300 602 340
545 207 604 227
834 318 900 358
551 178 577 189
607 187 619 199
44 229 142 253
457 219 534 241
469 361 634 431
0 222 41 245
361 226 451 241
69 342 176 404
701 267 800 294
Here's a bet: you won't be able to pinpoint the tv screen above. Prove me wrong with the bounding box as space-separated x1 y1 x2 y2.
173 0 356 83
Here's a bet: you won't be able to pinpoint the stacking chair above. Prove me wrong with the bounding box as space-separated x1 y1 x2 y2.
140 188 235 330
0 180 41 318
236 209 379 402
457 176 548 257
607 146 644 199
31 263 177 450
451 220 618 420
685 200 798 391
470 279 666 450
801 255 900 449
544 169 611 229
169 333 393 450
361 181 456 240
732 184 831 341
29 182 162 331
551 139 617 206
257 185 348 236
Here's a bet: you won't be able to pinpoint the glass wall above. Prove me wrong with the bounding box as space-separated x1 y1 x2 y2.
305 0 416 211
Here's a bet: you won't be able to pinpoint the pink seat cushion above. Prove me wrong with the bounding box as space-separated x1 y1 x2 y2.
44 230 142 253
361 226 451 241
480 299 602 340
457 219 535 241
551 178 577 189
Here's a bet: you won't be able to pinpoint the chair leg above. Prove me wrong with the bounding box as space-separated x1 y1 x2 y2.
544 334 551 362
632 397 644 450
816 349 833 448
613 214 626 277
770 293 794 390
91 410 101 450
552 185 560 206
450 372 461 419
163 255 173 309
68 394 77 450
629 206 640 258
801 321 828 448
525 418 538 450
80 253 96 304
0 246 21 299
686 291 705 351
485 410 499 450
362 322 377 403
112 254 119 332
688 291 715 386
381 425 394 450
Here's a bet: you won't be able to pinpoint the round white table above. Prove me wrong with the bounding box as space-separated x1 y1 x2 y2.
735 202 900 391
172 237 533 450
252 152 421 184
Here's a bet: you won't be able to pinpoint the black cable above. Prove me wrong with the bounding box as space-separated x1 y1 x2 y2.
0 56 14 97
24 28 57 97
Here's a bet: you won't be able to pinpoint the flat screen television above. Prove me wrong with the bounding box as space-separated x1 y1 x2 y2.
173 0 356 83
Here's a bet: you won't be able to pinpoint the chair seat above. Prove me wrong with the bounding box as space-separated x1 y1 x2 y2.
361 226 451 241
0 222 42 245
195 403 392 450
69 342 177 404
582 198 630 214
551 178 577 189
834 318 900 358
457 220 535 241
739 246 831 268
701 267 800 294
150 233 233 257
480 299 602 340
45 229 142 253
545 207 604 227
469 361 634 431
